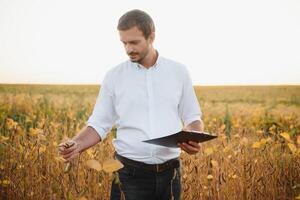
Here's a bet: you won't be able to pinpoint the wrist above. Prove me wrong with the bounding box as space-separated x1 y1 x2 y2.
73 138 84 153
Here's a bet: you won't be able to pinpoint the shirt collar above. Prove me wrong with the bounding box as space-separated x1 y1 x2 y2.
134 50 161 69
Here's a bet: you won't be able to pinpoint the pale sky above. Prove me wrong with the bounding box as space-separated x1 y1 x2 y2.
0 0 299 85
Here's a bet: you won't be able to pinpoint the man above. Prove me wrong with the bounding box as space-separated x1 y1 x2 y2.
58 9 204 200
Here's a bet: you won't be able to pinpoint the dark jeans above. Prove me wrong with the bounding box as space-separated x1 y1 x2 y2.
110 163 181 200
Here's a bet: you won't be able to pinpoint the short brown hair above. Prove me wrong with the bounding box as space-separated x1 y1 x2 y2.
117 9 155 39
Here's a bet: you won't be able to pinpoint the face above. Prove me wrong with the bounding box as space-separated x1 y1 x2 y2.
119 26 154 63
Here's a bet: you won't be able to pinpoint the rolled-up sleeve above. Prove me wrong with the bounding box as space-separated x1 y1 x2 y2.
178 66 202 126
86 70 117 140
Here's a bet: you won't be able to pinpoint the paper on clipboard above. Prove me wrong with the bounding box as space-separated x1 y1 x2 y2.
143 130 217 148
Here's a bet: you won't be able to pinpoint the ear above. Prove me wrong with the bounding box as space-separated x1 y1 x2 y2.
148 31 155 43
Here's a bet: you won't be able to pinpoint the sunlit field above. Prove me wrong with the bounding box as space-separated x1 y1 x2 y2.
0 84 299 200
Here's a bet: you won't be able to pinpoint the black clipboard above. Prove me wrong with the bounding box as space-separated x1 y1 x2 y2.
143 130 217 148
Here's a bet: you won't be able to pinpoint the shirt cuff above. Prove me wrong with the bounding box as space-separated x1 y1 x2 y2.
85 122 106 141
183 115 201 127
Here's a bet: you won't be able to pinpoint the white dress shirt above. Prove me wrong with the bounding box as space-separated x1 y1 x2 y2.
86 55 202 164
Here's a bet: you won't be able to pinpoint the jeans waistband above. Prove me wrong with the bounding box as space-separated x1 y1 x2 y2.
114 152 180 173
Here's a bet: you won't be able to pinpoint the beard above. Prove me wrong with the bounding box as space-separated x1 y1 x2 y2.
128 47 149 64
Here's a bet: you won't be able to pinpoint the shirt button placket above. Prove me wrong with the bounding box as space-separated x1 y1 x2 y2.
146 68 155 158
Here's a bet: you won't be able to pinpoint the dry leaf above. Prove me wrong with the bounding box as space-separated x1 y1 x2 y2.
287 143 297 154
64 162 72 173
207 174 213 180
260 138 268 146
55 156 66 162
223 146 230 153
241 137 249 145
252 141 261 149
102 159 124 173
39 145 46 153
205 147 214 156
231 174 238 179
280 132 292 142
0 136 9 142
211 160 219 167
86 159 102 171
64 162 71 173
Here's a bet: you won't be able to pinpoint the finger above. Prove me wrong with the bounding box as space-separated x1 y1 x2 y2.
58 143 66 147
58 146 66 153
58 141 77 153
187 142 201 153
60 145 78 155
58 140 76 149
178 143 192 154
62 149 78 160
184 142 200 151
188 141 200 149
183 142 199 152
182 142 199 154
58 142 69 149
58 147 70 155
65 152 79 162
178 142 197 154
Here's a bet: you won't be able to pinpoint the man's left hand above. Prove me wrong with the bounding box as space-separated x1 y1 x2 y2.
177 141 201 154
179 120 204 154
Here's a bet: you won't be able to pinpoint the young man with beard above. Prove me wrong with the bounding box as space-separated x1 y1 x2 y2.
59 9 204 200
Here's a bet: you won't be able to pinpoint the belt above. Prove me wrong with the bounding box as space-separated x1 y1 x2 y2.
114 153 180 173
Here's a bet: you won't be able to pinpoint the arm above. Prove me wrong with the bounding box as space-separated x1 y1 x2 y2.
177 66 204 155
58 126 101 162
73 126 101 152
184 119 204 132
178 120 205 155
59 70 116 162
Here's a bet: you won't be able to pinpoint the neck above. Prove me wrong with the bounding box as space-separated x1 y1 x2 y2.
139 48 158 68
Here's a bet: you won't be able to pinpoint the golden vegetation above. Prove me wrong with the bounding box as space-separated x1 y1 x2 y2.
0 84 299 199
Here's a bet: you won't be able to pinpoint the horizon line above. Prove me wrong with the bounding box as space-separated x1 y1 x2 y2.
0 82 299 87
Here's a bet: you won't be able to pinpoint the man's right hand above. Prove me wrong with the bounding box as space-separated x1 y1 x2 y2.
58 140 81 162
57 126 101 162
